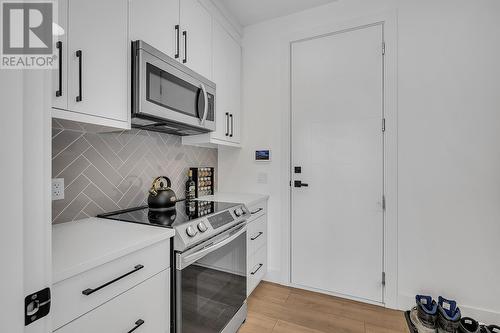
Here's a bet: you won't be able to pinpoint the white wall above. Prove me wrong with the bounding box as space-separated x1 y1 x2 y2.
218 0 500 323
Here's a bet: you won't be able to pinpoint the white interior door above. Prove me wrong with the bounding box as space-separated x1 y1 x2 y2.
291 24 385 303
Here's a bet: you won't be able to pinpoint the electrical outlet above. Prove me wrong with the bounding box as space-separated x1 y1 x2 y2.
52 178 65 201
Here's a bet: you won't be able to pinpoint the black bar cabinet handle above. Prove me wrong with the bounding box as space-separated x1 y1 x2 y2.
251 232 263 241
182 31 187 63
127 319 145 333
75 50 82 102
251 264 263 275
174 25 180 59
230 114 233 137
251 208 263 215
56 41 62 97
225 112 229 136
82 264 144 296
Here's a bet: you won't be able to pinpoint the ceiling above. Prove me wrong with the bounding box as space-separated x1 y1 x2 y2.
218 0 338 27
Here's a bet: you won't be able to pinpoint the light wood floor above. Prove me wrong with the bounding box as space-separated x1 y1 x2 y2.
239 282 409 333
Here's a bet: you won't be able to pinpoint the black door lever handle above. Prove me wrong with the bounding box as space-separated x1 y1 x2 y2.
294 181 309 188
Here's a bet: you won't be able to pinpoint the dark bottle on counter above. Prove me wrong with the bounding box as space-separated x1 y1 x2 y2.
186 170 196 216
186 170 196 200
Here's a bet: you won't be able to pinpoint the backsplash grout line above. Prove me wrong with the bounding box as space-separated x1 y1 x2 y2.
56 146 91 179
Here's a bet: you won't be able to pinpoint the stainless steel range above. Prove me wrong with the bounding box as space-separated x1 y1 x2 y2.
98 200 249 333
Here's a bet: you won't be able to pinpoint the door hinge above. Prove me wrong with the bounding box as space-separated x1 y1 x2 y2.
382 195 386 211
382 118 386 132
382 272 386 286
25 287 51 326
382 42 386 55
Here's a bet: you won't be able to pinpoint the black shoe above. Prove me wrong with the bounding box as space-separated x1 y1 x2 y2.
480 325 492 333
437 296 461 333
416 295 438 329
488 325 500 333
458 318 479 333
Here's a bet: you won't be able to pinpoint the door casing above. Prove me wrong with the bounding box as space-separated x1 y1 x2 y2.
277 11 398 309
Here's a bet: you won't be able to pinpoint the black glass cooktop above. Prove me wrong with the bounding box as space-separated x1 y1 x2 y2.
97 200 239 228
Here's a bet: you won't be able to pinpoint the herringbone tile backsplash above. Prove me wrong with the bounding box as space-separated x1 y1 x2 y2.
52 119 218 224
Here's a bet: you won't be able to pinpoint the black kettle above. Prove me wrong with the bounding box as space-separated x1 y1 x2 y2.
148 176 177 211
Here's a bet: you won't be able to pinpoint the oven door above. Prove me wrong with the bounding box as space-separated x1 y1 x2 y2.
175 224 247 333
133 41 216 132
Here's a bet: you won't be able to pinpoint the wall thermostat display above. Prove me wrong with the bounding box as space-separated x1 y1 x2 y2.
255 150 271 161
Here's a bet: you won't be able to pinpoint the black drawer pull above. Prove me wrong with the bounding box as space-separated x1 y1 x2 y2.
251 232 263 241
127 319 145 333
250 264 263 275
82 264 144 296
250 208 263 215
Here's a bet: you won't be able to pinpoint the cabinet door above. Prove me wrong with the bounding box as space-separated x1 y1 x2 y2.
56 271 169 333
212 21 241 143
130 0 180 58
212 21 230 141
228 34 241 143
67 0 129 123
52 0 68 110
180 0 212 79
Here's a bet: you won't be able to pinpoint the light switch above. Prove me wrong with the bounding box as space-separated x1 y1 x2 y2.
257 172 268 184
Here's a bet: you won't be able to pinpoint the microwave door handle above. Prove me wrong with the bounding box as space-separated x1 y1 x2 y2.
177 225 246 270
200 83 208 125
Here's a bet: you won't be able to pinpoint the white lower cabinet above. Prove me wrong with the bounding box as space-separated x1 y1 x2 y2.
52 237 171 332
248 246 267 296
52 240 169 329
56 270 169 333
246 199 268 296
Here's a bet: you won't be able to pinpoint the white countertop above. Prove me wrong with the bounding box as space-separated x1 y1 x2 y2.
52 218 175 283
198 192 269 207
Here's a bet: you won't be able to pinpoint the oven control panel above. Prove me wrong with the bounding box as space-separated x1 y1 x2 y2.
174 204 248 252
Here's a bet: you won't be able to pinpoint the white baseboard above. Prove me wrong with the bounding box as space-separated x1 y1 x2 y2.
398 294 500 325
263 268 288 286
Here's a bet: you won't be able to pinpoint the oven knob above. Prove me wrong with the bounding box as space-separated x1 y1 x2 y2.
197 222 208 232
234 207 244 217
186 225 198 237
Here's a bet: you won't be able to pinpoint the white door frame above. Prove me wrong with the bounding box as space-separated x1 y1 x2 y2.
279 10 398 309
0 70 53 332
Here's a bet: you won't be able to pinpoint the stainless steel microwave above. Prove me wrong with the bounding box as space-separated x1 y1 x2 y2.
131 40 216 135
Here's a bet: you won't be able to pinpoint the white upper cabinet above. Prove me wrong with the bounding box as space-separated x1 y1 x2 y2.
52 0 130 130
179 0 213 79
129 0 180 58
182 19 241 147
213 20 241 143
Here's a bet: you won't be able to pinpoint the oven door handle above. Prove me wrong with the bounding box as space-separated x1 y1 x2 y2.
199 83 208 125
177 225 246 270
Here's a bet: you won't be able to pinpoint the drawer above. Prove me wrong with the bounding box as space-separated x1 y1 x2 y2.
247 215 266 256
247 245 267 296
247 200 267 222
55 270 169 333
53 240 170 330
